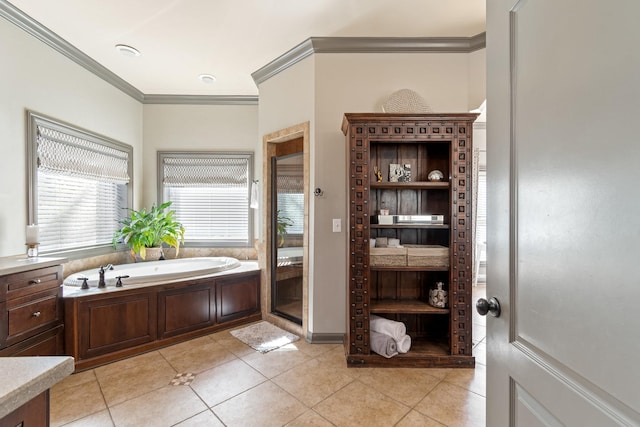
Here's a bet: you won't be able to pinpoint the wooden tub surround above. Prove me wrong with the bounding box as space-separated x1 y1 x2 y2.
64 261 261 371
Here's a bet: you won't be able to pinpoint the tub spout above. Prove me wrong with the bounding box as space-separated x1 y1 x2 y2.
98 264 114 288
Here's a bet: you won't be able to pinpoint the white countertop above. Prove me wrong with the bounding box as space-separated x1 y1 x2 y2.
0 255 68 276
0 356 74 419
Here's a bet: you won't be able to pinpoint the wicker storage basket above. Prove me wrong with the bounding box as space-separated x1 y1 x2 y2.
405 245 449 267
370 247 407 267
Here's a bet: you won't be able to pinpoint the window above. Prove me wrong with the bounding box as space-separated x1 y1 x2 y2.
276 175 304 236
27 111 133 255
477 168 487 262
158 152 254 247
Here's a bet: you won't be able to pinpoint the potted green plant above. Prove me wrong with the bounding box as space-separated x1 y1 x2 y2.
113 201 185 261
276 210 293 247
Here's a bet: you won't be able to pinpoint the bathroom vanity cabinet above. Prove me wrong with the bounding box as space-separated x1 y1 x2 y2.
0 262 65 357
342 113 477 368
65 268 260 371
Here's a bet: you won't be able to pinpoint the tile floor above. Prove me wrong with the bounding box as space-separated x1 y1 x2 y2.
50 285 486 427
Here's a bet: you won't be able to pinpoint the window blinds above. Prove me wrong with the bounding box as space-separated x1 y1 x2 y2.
37 125 130 184
29 113 132 253
161 154 252 246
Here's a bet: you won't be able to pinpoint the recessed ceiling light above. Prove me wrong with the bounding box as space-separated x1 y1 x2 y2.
115 44 141 57
199 74 217 84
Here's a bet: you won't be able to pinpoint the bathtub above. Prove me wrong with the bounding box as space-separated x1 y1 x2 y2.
63 257 241 287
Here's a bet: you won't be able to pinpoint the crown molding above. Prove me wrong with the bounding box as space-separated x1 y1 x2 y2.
2 1 485 105
252 33 486 85
142 94 259 105
0 0 145 102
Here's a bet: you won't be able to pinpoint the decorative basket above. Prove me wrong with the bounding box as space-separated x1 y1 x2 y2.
370 247 407 267
405 245 449 267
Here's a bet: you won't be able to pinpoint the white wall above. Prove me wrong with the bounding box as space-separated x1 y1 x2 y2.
469 49 487 111
309 52 480 334
142 104 259 209
0 17 143 258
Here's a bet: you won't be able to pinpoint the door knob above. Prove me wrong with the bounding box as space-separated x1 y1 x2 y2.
476 297 501 317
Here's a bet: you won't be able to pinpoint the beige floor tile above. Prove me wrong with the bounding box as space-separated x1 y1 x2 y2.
212 381 307 427
109 385 207 427
289 340 341 358
241 345 311 378
51 369 97 393
472 324 486 345
314 346 357 378
159 336 216 359
414 381 486 427
395 410 447 427
272 357 354 407
172 409 225 426
443 363 486 397
351 367 441 407
97 353 177 406
160 338 237 373
473 341 486 366
285 410 336 426
54 409 114 427
190 359 267 407
94 350 164 380
50 379 107 427
210 331 256 357
313 381 410 427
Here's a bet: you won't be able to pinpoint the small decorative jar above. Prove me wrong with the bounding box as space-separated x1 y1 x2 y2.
428 282 448 308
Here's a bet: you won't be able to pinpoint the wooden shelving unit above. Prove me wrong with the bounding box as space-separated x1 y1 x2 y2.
342 113 478 368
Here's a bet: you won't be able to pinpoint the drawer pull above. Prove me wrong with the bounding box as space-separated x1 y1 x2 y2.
30 279 42 284
32 311 41 318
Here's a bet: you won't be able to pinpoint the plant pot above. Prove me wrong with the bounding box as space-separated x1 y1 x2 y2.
143 247 165 261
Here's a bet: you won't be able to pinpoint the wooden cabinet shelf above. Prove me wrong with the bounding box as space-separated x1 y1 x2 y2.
370 224 449 229
370 182 449 190
371 299 449 314
343 112 478 368
370 265 449 272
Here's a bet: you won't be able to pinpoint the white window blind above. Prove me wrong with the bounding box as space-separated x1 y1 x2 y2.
477 169 487 262
160 153 253 246
28 112 132 254
276 175 304 235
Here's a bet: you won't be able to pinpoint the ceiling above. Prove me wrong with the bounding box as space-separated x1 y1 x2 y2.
6 0 485 97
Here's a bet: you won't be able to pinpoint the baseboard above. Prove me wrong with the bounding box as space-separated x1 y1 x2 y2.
305 332 345 344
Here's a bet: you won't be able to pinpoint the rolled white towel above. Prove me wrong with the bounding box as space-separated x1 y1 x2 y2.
370 330 398 358
370 314 406 341
397 334 411 353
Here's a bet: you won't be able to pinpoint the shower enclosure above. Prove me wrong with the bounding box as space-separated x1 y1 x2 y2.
271 152 304 325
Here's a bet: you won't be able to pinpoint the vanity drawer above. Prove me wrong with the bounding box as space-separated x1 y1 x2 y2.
0 265 63 302
8 294 58 336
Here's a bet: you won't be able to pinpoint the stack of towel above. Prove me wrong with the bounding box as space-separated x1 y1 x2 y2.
369 315 412 358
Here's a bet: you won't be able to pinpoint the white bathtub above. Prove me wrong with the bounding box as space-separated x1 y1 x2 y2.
63 257 241 287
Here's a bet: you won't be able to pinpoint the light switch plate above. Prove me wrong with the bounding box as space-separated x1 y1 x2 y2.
332 218 341 232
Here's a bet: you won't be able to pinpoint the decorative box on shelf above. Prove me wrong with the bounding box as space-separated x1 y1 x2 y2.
405 245 449 268
370 247 406 267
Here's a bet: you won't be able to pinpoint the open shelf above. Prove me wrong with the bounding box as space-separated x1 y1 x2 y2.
370 224 449 229
371 299 449 314
370 181 449 190
370 265 449 272
345 338 474 368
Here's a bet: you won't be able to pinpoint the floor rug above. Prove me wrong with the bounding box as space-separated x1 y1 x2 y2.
230 321 299 353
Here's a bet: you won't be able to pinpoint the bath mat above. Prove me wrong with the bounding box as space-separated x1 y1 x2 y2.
230 321 299 353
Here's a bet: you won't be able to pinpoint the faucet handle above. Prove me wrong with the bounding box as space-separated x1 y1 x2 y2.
77 277 89 290
115 275 130 287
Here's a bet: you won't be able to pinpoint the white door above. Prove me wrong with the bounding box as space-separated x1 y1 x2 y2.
486 0 640 425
